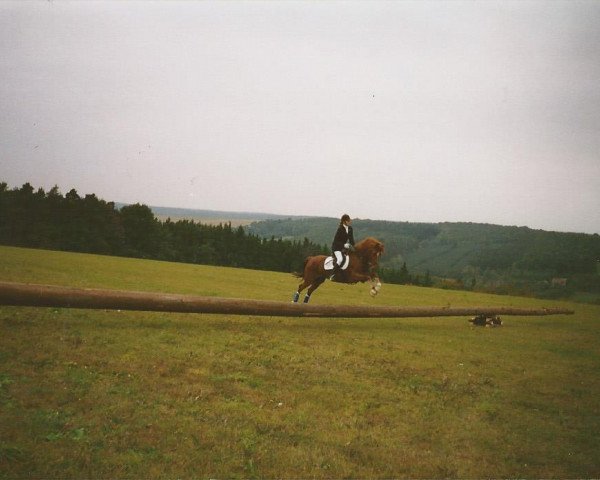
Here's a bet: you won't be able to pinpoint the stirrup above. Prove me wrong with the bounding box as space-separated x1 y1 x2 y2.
330 266 340 280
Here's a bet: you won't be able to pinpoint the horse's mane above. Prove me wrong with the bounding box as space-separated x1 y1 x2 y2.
355 237 384 253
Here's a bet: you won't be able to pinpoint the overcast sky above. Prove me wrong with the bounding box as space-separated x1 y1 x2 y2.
1 1 599 234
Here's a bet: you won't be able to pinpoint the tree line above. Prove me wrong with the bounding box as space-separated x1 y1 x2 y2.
379 264 433 287
0 182 426 284
0 182 330 273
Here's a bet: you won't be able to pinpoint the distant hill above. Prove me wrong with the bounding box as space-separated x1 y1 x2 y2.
116 203 306 225
247 217 600 300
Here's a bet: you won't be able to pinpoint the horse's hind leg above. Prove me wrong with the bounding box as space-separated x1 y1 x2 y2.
303 277 325 303
293 279 311 303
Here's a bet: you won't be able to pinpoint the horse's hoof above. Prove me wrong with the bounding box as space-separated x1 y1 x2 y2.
370 288 377 297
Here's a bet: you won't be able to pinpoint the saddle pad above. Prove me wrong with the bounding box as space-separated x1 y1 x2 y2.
324 255 350 271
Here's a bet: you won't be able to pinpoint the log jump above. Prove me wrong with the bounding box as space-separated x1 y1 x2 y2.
0 282 574 318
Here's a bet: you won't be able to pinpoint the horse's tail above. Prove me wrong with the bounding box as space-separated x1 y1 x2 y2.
292 257 310 278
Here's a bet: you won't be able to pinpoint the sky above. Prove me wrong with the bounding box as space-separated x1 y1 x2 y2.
1 1 599 234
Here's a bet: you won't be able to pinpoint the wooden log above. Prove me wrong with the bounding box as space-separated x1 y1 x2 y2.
0 281 574 318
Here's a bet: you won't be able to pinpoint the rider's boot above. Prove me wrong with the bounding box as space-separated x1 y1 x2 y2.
330 258 341 280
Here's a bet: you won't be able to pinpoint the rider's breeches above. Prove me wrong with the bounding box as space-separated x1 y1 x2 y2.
333 251 345 267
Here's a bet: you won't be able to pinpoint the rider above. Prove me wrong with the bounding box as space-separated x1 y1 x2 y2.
331 214 355 279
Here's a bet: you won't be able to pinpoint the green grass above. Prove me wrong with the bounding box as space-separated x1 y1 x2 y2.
1 245 599 478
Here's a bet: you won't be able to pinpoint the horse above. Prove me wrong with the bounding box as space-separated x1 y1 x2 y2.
292 237 385 303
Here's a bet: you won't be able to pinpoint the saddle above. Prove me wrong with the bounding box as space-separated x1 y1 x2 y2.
324 255 350 271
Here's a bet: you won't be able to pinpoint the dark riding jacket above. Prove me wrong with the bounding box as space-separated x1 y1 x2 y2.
332 224 355 252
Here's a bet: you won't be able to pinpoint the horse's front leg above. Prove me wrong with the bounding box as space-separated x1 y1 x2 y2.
347 272 370 283
351 273 381 296
369 276 382 297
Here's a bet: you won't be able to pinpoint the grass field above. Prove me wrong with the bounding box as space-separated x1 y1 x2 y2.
1 245 599 478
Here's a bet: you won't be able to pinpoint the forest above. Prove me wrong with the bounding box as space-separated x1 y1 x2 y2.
0 182 328 274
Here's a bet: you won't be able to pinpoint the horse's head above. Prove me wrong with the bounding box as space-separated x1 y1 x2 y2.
354 237 385 270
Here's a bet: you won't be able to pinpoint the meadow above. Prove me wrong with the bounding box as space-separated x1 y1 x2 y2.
1 245 599 478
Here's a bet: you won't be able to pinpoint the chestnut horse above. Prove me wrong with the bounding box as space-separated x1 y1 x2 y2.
292 237 384 303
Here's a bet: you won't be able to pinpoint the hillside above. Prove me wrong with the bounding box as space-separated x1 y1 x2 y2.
247 217 600 301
